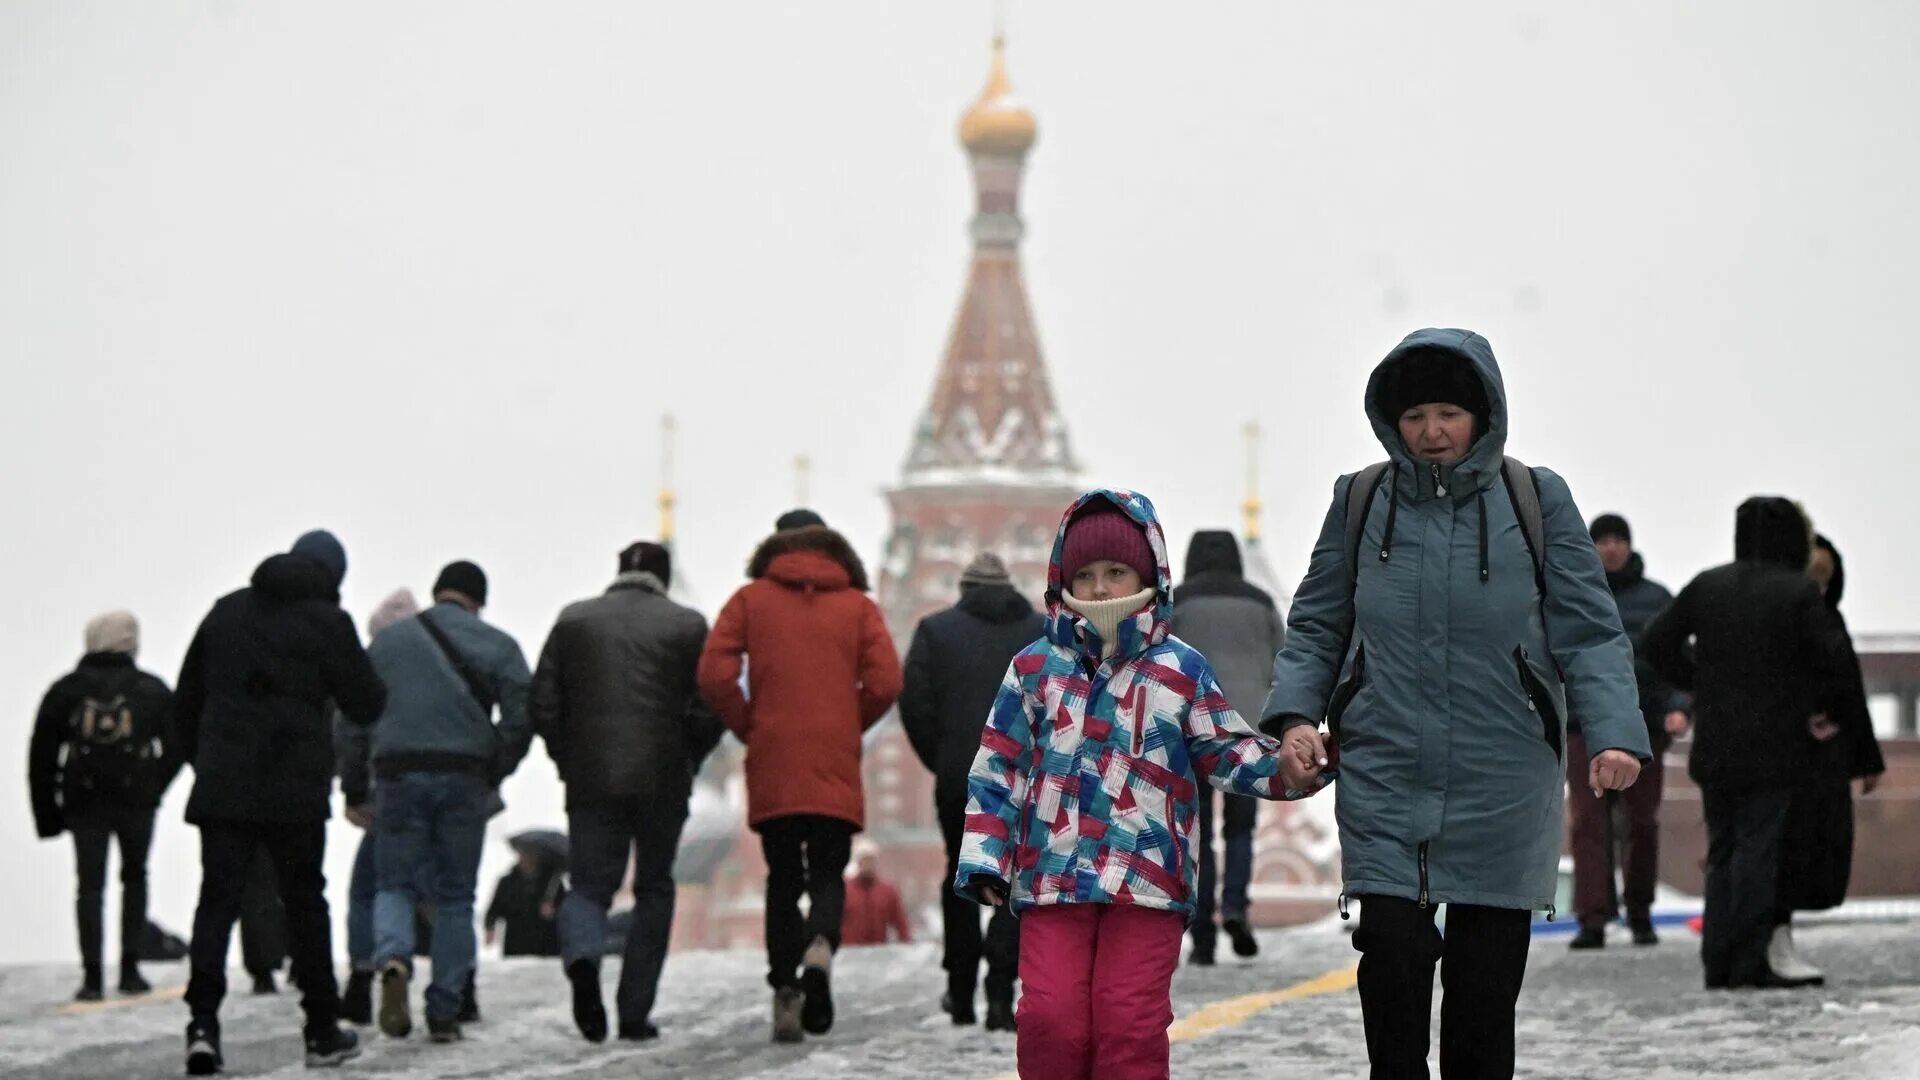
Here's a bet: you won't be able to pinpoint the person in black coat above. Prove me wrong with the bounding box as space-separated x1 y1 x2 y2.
531 542 722 1043
899 552 1042 1031
485 849 567 958
1769 534 1889 982
1643 498 1853 990
175 530 386 1074
29 610 181 1000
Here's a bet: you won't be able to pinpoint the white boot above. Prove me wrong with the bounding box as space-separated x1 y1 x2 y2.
1768 925 1825 983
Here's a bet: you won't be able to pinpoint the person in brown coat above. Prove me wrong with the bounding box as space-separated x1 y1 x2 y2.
698 522 902 1044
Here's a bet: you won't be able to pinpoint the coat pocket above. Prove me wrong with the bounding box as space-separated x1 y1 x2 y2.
1326 642 1369 739
1513 646 1562 762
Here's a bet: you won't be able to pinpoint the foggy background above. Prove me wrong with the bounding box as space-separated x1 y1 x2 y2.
2 1 1915 962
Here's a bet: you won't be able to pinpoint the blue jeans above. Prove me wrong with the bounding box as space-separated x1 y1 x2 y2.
557 800 685 1026
373 771 488 1021
347 831 377 972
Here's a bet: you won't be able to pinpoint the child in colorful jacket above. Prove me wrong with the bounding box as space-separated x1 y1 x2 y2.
954 489 1322 1080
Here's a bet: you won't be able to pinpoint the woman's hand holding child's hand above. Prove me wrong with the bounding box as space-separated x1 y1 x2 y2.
1280 725 1327 790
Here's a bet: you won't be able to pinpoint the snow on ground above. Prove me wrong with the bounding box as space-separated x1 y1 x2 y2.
3 916 1918 1078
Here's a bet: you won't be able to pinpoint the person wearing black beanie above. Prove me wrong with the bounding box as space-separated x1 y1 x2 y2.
775 509 827 532
432 562 489 609
618 543 673 589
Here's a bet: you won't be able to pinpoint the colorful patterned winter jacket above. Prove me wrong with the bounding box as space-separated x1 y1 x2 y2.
953 489 1322 917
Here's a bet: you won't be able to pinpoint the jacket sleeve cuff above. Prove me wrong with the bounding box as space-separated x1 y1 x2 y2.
954 872 1008 906
1260 713 1318 738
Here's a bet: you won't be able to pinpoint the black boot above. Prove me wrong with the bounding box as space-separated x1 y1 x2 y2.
304 1026 363 1068
75 964 104 1003
1629 917 1660 946
341 970 374 1025
618 1020 660 1041
118 962 151 996
1223 915 1260 958
800 935 835 1035
458 970 480 1024
984 992 1017 1033
1569 925 1606 950
568 960 608 1043
185 1018 223 1076
945 985 977 1026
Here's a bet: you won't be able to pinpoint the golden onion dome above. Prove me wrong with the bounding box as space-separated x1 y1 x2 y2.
958 36 1037 155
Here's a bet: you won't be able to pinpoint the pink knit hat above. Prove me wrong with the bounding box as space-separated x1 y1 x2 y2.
1060 505 1155 586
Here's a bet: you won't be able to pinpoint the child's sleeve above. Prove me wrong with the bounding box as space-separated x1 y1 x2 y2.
1185 660 1324 801
952 654 1038 904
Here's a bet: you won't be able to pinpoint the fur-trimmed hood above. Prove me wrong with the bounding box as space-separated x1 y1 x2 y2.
746 525 871 592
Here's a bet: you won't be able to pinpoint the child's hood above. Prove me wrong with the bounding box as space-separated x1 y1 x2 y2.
1044 488 1174 657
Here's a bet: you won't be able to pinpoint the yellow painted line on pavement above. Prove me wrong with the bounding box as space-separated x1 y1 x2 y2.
53 985 186 1016
983 963 1359 1079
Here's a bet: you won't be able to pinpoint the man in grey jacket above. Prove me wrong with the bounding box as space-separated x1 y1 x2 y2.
1171 531 1285 964
531 542 722 1044
345 561 534 1044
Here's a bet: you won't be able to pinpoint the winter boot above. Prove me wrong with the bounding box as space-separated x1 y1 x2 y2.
185 1018 223 1076
458 970 480 1024
1188 945 1216 966
427 1016 462 1043
1767 925 1825 985
945 985 977 1025
799 935 835 1035
1569 925 1606 950
341 970 374 1026
568 959 608 1043
1223 914 1260 958
985 992 1017 1033
303 1026 363 1068
772 987 806 1044
75 964 104 1003
618 1020 660 1041
378 960 413 1039
1629 917 1660 946
118 961 151 996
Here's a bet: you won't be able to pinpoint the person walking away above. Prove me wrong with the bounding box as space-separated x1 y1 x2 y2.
956 490 1324 1080
698 522 902 1043
176 530 386 1073
1643 497 1854 990
1769 533 1888 982
29 610 181 1000
840 840 913 946
1567 514 1690 949
1170 530 1285 964
898 550 1038 1029
1263 330 1649 1080
335 587 420 1025
484 843 567 957
531 541 723 1043
344 561 533 1044
237 849 290 995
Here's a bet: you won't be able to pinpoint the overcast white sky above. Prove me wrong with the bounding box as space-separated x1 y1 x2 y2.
2 1 1916 962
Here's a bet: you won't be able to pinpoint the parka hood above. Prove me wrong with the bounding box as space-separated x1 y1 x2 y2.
1044 489 1173 661
1734 497 1813 571
1364 328 1510 495
747 525 871 592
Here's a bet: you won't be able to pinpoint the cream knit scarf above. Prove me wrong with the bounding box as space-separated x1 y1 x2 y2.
1062 587 1156 659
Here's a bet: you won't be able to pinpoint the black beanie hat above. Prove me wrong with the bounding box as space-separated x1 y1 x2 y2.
618 541 673 588
1588 514 1632 544
775 508 826 531
432 560 489 607
1379 349 1490 424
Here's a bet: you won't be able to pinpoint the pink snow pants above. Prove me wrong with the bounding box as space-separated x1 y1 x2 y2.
1015 903 1185 1080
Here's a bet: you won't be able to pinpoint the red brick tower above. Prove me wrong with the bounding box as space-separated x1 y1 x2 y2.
863 37 1082 920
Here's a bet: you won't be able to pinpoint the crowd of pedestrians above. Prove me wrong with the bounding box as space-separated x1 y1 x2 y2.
23 326 1888 1080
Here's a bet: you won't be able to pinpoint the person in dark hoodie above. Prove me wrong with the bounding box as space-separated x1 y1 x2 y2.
29 610 181 1000
1643 499 1854 990
175 530 386 1074
698 522 903 1044
899 551 1040 1031
1768 534 1888 983
1566 514 1692 949
1170 530 1285 965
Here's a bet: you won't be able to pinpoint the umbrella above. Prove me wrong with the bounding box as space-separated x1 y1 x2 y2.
509 829 568 864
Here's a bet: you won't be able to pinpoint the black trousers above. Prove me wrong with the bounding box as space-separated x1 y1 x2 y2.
1353 895 1531 1080
758 813 854 990
937 798 1019 1003
239 848 288 979
1700 784 1792 987
70 806 155 970
187 821 340 1035
560 798 685 1025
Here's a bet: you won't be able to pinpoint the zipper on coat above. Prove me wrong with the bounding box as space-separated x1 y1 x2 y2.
1338 893 1351 921
1431 463 1446 498
1417 842 1431 910
1545 903 1556 923
1514 647 1562 762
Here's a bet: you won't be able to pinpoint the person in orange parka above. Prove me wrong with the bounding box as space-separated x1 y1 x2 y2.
840 839 913 947
697 515 903 1045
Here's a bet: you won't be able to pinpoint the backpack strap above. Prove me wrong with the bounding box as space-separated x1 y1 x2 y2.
418 611 495 712
1500 456 1547 593
1343 462 1392 592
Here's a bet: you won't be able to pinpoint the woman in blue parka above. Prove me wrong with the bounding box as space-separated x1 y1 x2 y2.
1262 328 1651 1080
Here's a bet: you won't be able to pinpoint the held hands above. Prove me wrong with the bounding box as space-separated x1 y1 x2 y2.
1588 750 1641 798
976 877 1009 908
1280 725 1328 790
1663 711 1691 737
1808 713 1840 743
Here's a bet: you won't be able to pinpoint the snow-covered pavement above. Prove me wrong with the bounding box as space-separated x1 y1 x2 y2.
4 915 1917 1078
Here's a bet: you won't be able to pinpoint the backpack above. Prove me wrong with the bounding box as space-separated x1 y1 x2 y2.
66 692 157 795
1343 456 1546 594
